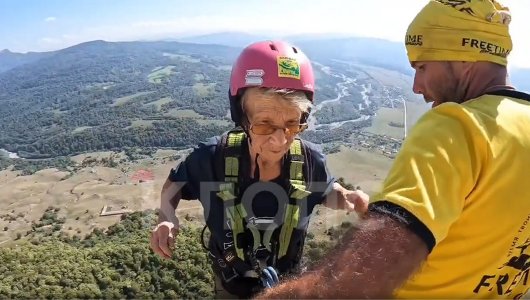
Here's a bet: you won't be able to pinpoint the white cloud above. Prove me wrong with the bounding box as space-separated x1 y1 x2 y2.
40 37 61 45
44 17 57 23
29 1 530 68
63 14 406 45
34 16 285 50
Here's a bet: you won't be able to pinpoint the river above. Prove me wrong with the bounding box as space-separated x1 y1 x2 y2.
0 148 20 159
308 70 373 131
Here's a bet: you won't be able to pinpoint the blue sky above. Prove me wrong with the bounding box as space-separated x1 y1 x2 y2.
1 0 530 68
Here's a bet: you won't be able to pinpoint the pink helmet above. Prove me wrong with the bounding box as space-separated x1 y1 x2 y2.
229 40 315 125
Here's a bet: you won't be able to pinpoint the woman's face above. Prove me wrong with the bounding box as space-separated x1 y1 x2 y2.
243 89 304 163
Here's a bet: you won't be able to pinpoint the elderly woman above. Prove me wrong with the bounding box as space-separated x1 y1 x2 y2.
150 40 368 298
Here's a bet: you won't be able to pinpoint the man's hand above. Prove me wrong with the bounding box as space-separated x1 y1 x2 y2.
150 220 179 259
324 182 369 213
343 189 369 213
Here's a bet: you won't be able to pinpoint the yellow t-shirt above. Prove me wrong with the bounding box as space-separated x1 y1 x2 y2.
372 92 530 299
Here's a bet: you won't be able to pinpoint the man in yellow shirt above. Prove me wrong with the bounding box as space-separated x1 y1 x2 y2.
259 0 530 298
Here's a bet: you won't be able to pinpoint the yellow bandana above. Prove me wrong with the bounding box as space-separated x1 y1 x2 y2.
405 0 512 66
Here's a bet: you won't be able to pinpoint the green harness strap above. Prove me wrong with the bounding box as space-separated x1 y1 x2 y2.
217 131 247 259
216 131 311 261
278 139 311 258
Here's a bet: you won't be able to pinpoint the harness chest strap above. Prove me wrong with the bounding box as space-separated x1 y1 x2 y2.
216 131 311 264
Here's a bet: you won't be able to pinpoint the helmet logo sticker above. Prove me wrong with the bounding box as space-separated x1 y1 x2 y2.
277 56 300 79
245 69 264 86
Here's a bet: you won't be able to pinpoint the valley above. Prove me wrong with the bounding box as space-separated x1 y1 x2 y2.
0 38 431 298
0 40 431 248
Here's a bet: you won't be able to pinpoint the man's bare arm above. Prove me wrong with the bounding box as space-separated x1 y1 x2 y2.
259 212 429 298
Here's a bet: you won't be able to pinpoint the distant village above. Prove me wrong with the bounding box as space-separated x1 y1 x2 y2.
324 130 403 159
356 131 403 158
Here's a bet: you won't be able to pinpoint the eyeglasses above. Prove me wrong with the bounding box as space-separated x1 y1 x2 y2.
249 123 308 136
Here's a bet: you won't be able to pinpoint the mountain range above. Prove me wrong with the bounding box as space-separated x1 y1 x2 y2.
0 32 528 160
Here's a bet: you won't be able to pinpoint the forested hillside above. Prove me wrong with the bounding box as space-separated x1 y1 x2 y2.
0 210 214 299
0 208 353 299
0 38 425 171
0 41 241 158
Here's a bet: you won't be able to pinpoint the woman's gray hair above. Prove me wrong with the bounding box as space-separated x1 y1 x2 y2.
241 87 313 117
